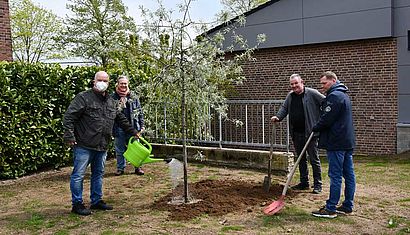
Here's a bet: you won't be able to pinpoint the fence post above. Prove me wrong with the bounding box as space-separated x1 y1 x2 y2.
208 104 211 141
164 102 167 145
219 112 222 148
262 104 265 144
286 115 290 153
245 104 248 143
155 106 158 139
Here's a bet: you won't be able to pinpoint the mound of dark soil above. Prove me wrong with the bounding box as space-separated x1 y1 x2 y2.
152 179 293 220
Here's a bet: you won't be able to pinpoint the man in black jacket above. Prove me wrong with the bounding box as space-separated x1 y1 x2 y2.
272 74 324 194
63 71 139 216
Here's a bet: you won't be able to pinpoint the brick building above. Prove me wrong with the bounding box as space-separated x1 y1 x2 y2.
0 0 12 61
208 0 410 155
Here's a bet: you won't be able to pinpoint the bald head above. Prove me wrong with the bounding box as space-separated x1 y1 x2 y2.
94 71 109 81
93 71 109 93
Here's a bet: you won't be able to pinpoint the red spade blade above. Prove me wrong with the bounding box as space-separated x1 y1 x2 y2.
263 195 285 215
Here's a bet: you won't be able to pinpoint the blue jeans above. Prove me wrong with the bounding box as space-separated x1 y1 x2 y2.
70 146 107 205
325 150 356 212
114 129 134 171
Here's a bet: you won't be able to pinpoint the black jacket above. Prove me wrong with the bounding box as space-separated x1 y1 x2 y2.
63 89 137 151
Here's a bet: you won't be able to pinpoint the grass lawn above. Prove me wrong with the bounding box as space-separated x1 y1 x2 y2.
0 153 409 234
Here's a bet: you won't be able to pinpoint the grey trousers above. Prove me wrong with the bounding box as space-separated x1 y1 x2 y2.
292 132 322 188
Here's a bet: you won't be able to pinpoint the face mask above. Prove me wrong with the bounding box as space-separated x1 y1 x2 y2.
95 81 108 92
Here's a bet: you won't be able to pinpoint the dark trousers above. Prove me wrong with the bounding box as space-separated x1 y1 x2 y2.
292 132 322 188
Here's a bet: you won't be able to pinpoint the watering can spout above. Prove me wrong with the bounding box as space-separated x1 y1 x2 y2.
123 136 165 168
142 154 167 164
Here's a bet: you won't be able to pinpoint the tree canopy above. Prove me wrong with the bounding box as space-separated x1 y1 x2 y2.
10 0 63 63
61 0 137 67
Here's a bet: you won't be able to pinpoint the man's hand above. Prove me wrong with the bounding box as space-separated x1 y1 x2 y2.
135 127 145 138
312 125 320 137
271 116 279 122
66 140 77 146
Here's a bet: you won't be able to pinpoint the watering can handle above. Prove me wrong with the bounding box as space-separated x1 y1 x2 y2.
140 136 152 153
128 136 135 145
127 136 152 153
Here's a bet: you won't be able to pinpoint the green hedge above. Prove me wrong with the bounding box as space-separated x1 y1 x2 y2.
0 62 99 179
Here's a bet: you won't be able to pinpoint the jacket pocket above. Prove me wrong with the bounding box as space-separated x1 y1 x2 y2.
84 106 103 134
106 106 117 120
87 106 102 119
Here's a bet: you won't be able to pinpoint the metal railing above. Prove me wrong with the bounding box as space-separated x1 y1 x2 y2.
145 99 290 152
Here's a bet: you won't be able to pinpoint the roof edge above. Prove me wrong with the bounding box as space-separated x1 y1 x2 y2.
203 0 281 36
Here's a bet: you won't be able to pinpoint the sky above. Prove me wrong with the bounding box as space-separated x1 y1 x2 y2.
28 0 225 62
31 0 224 25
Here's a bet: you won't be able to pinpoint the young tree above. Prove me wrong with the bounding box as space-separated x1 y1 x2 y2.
138 0 265 203
9 0 63 63
61 0 137 67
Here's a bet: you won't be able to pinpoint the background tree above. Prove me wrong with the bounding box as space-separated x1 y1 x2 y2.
109 34 157 86
9 0 63 63
61 0 137 67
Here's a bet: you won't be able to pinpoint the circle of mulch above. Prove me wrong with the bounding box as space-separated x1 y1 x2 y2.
151 179 295 221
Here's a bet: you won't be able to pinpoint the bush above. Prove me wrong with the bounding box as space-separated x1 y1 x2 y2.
0 62 99 179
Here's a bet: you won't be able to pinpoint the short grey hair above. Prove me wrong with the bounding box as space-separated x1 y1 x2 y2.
320 71 338 80
289 73 302 80
117 75 129 82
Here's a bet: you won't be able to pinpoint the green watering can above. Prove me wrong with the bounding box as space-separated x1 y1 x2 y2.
123 136 165 168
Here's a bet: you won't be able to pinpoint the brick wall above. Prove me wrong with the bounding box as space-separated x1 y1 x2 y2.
228 38 398 155
0 0 12 61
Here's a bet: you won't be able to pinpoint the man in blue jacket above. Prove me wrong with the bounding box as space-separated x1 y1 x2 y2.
311 71 356 219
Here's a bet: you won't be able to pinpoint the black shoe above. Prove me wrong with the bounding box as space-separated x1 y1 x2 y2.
312 187 322 194
72 202 91 216
90 200 113 210
291 183 310 190
312 207 337 219
115 170 124 176
336 206 353 215
134 168 144 175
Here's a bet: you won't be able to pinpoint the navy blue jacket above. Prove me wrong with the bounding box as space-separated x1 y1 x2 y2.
312 82 355 150
112 91 144 137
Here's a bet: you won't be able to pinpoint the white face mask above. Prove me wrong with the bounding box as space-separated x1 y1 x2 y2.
95 81 108 92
